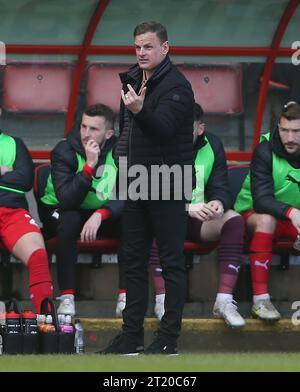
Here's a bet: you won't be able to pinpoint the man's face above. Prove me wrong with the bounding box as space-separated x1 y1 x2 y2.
134 32 169 76
80 114 112 147
278 117 300 155
193 120 205 144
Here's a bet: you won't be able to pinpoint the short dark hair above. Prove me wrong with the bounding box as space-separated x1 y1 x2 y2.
193 103 204 122
83 104 115 130
281 101 300 121
133 21 168 44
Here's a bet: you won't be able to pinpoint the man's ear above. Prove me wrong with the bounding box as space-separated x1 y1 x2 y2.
105 129 114 140
162 41 169 55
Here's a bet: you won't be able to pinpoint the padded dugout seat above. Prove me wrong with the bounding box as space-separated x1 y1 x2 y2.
178 63 245 150
177 63 243 114
2 61 74 113
85 62 133 113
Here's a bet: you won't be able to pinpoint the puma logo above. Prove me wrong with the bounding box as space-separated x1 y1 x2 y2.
254 260 270 270
228 264 240 273
286 174 300 189
24 214 39 227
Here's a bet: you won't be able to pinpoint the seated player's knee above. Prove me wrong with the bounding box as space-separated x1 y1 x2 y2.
254 214 277 233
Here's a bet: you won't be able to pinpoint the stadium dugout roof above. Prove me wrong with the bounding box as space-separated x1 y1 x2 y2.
0 0 299 161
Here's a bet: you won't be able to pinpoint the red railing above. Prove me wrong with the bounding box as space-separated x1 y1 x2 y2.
6 45 297 57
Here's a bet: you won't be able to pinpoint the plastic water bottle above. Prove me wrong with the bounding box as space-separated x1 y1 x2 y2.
22 311 38 334
5 311 22 334
293 235 300 251
37 314 46 332
43 315 55 332
0 301 5 331
74 319 85 354
58 314 65 329
60 315 74 334
0 302 5 355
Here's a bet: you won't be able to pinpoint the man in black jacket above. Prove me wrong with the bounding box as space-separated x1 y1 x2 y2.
100 21 194 355
234 101 300 321
0 131 53 313
116 103 246 328
39 104 123 316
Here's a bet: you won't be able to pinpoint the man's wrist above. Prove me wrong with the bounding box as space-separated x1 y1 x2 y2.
83 163 94 178
133 104 145 117
286 207 294 219
132 106 142 115
96 208 110 221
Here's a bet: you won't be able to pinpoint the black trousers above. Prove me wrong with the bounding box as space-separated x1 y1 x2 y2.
39 203 121 291
120 199 187 344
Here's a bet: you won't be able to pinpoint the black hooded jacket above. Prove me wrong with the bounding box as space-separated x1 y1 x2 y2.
0 132 33 210
251 126 300 219
50 128 123 219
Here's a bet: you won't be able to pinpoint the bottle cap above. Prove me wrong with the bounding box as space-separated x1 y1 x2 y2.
22 311 36 319
37 314 46 323
65 315 72 324
5 311 20 319
45 315 53 324
293 235 300 250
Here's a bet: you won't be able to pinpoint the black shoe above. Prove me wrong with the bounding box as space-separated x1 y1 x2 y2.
96 333 144 355
144 336 178 355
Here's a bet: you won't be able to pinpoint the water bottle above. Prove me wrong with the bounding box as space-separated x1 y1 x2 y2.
41 315 55 333
37 314 46 332
293 235 300 251
0 310 3 355
0 301 5 332
22 311 38 334
60 315 74 334
0 302 5 355
74 319 85 354
58 314 65 330
5 311 22 334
